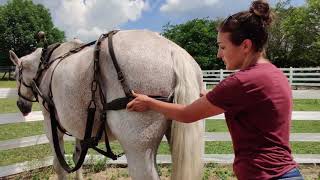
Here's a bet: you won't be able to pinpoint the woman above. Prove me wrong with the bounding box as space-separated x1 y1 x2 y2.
127 0 303 179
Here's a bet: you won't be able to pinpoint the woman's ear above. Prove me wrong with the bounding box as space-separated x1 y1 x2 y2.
242 39 253 53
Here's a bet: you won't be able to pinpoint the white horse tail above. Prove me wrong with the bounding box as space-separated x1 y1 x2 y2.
170 50 204 180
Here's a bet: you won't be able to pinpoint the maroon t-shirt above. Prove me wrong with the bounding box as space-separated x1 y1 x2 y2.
206 63 297 179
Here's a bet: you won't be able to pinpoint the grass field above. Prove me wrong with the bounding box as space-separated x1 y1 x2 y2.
1 141 320 166
1 120 320 141
0 98 41 113
0 80 16 88
1 98 319 114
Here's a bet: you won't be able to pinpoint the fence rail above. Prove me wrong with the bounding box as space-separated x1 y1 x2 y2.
0 66 15 80
203 67 320 86
2 66 320 86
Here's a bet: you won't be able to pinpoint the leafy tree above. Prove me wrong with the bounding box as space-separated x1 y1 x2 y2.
0 0 65 66
268 0 320 67
162 18 224 70
162 1 319 69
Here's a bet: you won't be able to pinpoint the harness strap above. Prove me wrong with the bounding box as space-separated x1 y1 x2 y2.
105 95 173 110
108 31 133 98
50 104 89 173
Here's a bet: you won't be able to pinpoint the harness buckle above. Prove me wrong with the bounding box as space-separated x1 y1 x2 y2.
118 72 125 82
100 111 106 121
80 137 98 149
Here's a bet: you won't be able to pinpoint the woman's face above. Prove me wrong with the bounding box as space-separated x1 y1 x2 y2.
217 32 246 70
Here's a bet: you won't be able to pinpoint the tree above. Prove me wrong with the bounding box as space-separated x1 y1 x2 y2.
162 18 224 70
267 0 320 67
0 0 65 66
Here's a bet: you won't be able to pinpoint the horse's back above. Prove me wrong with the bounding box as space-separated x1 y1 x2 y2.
101 30 202 97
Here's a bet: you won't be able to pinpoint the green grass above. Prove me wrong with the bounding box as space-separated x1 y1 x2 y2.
205 120 320 133
0 98 41 113
293 99 320 111
0 121 45 141
205 142 320 154
0 98 318 114
1 120 319 141
0 80 16 88
1 141 319 166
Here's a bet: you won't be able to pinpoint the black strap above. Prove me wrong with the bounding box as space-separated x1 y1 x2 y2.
105 95 173 111
108 31 133 98
50 104 91 173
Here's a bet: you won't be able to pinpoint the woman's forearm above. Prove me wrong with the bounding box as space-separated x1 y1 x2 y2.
147 98 192 123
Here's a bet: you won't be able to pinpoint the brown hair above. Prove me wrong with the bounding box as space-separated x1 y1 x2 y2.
218 0 273 52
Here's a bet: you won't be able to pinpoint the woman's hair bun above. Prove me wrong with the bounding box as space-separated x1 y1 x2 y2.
249 0 273 26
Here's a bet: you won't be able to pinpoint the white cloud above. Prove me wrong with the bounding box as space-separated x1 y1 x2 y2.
31 0 147 41
160 0 219 14
159 0 287 19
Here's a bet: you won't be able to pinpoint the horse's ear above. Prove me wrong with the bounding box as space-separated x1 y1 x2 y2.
9 50 21 66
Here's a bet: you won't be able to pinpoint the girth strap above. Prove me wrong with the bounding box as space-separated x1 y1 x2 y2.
106 96 174 110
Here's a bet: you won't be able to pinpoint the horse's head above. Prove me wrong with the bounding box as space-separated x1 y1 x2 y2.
9 49 42 116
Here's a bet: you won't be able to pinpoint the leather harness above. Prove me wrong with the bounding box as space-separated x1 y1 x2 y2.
18 30 173 172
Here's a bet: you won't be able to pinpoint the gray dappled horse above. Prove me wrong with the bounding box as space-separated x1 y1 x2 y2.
9 30 204 180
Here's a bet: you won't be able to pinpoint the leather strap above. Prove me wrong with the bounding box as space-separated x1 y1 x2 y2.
108 31 133 98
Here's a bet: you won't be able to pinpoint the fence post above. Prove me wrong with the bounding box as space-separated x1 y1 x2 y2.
202 82 207 157
219 69 223 82
289 67 293 85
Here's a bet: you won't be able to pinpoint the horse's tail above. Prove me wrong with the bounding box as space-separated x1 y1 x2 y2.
170 50 204 180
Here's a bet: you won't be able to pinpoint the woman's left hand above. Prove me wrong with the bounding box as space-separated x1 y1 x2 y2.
127 91 151 112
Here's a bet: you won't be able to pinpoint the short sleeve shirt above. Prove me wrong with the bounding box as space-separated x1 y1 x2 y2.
206 63 297 180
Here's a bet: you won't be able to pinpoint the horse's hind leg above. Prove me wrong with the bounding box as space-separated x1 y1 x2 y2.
124 145 160 180
73 139 84 180
110 115 169 180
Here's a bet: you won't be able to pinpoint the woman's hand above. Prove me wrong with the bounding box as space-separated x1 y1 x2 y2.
127 91 152 112
200 89 207 97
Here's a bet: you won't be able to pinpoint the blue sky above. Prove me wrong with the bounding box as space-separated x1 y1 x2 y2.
0 0 306 41
120 0 305 32
121 0 306 32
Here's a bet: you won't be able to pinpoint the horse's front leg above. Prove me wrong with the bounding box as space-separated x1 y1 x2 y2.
73 139 84 180
43 112 68 180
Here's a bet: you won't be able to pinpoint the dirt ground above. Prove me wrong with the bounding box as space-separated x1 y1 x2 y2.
49 164 319 180
4 164 320 180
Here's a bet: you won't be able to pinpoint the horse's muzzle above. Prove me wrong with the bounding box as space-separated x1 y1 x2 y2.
17 100 32 116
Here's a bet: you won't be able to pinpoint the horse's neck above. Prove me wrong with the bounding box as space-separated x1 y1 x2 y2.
51 41 83 58
38 43 93 100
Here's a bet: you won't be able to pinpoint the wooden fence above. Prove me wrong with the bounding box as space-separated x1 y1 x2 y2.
2 66 320 86
0 84 320 177
203 67 320 86
0 66 15 80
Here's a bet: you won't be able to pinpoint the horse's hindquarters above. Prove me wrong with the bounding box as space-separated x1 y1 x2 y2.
107 110 169 149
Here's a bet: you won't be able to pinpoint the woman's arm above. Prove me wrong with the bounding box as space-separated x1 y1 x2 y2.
126 91 225 123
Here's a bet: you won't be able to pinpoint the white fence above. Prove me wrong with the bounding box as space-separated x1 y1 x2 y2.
203 67 320 86
2 66 320 86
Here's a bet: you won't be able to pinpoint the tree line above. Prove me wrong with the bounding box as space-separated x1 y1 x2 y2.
162 0 320 69
0 0 319 69
0 0 64 66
